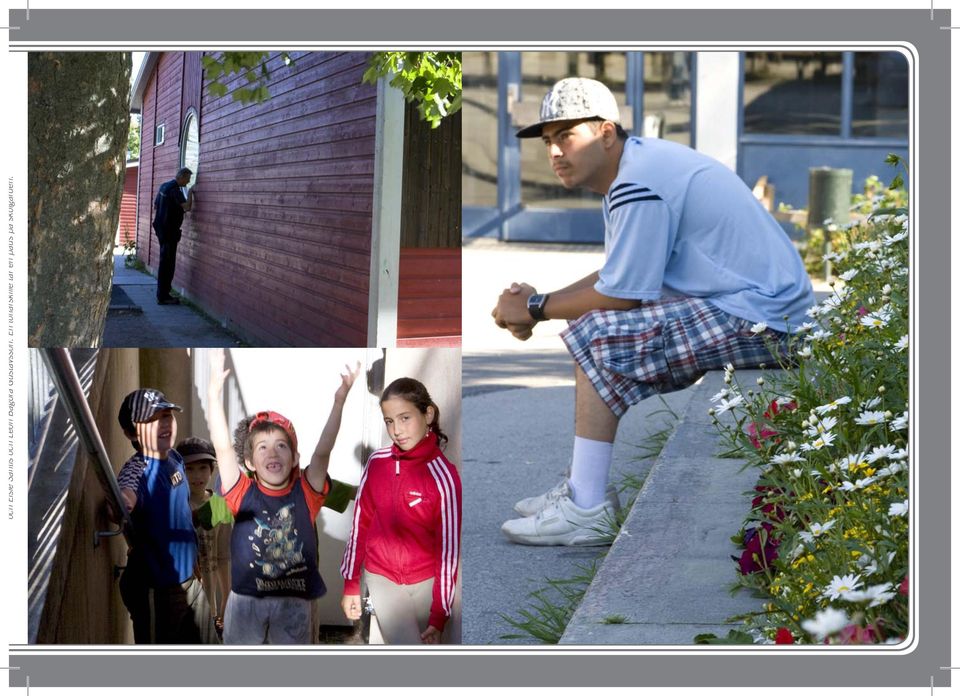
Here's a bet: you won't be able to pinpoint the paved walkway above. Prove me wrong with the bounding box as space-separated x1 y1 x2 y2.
102 251 245 348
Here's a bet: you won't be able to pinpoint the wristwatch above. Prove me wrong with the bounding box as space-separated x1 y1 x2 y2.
527 293 550 322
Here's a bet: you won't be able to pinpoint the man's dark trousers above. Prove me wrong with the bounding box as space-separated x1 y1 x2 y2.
154 226 180 301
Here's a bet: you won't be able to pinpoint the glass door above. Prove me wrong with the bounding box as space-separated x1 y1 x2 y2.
462 50 694 243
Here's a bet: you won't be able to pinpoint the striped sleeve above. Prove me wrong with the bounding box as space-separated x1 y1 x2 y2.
339 448 391 595
596 180 673 300
117 454 148 492
425 456 462 632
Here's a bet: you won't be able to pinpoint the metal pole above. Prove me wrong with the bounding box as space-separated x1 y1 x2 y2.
40 348 134 543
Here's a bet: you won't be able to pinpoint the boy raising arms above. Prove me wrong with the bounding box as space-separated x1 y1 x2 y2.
205 348 360 644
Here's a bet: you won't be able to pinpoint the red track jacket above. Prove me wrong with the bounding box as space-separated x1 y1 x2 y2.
340 430 461 631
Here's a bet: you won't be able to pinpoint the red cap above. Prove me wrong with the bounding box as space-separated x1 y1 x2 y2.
248 410 298 456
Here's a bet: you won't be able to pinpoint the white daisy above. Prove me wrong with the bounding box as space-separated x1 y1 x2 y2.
839 269 858 282
802 608 850 642
713 394 744 415
815 396 852 414
822 574 863 601
801 432 837 451
889 448 908 461
804 415 837 437
860 308 891 329
842 583 897 608
854 410 887 426
798 519 836 544
875 462 905 479
795 322 816 334
797 346 813 359
811 329 832 342
889 411 908 431
884 230 908 245
710 388 731 403
840 477 877 491
866 444 897 463
835 452 869 472
806 305 824 318
894 335 908 352
750 322 768 334
888 500 908 517
771 452 805 465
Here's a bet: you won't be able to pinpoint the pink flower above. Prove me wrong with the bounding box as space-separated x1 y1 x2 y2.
836 623 877 644
899 575 909 595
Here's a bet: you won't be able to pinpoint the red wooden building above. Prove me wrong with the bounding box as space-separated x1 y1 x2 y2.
130 51 460 347
115 161 138 247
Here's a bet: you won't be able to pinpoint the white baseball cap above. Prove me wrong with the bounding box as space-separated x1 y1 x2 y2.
516 77 622 138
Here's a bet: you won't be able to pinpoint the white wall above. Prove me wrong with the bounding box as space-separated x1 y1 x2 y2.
694 52 741 171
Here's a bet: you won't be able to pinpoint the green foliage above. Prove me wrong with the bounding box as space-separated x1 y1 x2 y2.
202 52 293 105
694 629 757 645
797 168 908 278
601 614 628 624
362 51 462 128
498 562 599 643
127 117 140 161
708 169 909 645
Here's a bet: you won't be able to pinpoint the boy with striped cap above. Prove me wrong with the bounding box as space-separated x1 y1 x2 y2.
492 77 814 546
116 388 214 643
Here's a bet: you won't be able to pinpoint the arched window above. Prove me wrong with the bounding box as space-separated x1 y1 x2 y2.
180 109 200 188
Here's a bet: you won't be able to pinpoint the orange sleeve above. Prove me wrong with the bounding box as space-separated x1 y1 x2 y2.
301 472 331 521
221 472 252 516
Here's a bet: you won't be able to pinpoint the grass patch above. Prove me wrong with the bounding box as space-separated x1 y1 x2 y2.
497 401 680 643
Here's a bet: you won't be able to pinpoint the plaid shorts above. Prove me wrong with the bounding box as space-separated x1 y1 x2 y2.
560 297 788 417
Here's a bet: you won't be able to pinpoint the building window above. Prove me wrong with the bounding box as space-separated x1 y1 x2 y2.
180 111 199 187
642 51 693 146
155 123 165 146
743 52 844 136
462 51 499 208
851 52 908 138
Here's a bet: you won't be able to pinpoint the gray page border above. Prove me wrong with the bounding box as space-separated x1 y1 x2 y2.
7 6 949 689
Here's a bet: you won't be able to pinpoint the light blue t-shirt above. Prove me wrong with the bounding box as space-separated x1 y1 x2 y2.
596 137 814 332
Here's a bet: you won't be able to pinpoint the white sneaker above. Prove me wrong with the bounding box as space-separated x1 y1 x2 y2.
501 492 619 546
513 479 620 517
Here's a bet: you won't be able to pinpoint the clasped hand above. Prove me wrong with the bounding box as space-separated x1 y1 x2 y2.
491 282 537 341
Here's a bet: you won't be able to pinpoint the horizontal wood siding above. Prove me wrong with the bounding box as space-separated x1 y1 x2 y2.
117 164 138 245
137 51 377 346
397 248 461 340
137 52 184 272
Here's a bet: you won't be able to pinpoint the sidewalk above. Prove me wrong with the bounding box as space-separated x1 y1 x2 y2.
102 251 245 348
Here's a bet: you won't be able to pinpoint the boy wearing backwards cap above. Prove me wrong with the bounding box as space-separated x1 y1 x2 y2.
204 348 360 644
492 77 814 546
116 388 214 643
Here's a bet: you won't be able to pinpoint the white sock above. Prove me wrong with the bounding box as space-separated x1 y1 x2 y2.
568 436 614 508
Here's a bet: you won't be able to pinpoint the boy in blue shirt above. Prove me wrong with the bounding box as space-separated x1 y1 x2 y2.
492 77 814 546
116 388 214 643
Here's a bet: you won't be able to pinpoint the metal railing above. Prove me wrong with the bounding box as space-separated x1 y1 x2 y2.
40 348 134 543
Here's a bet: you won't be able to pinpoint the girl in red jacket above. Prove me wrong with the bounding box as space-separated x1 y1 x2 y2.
340 378 461 644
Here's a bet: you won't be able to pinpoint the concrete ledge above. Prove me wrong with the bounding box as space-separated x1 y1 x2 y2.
560 370 765 645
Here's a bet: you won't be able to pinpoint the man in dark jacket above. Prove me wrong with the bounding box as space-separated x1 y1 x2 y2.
152 167 196 305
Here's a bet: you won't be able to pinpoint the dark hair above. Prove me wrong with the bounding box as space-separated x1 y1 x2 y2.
233 416 293 473
584 118 629 141
380 378 448 448
176 167 193 179
176 437 217 470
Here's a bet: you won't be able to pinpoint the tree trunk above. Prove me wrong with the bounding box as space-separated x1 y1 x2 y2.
28 52 132 347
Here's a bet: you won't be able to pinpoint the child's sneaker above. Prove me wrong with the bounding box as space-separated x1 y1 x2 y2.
501 492 618 546
513 479 620 517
